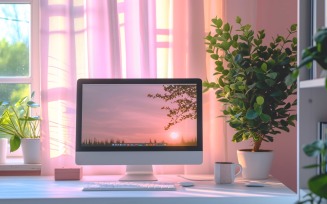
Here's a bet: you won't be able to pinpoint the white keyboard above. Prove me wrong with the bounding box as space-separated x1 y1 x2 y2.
83 181 177 191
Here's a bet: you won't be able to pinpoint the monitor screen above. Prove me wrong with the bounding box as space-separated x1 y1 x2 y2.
75 78 203 180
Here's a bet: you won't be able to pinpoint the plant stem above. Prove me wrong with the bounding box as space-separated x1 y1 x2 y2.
253 139 262 152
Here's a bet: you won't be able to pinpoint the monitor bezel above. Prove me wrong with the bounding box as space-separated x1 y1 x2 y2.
75 78 203 153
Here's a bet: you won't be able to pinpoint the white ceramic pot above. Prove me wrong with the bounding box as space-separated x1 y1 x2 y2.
21 138 41 164
0 138 8 164
237 149 273 180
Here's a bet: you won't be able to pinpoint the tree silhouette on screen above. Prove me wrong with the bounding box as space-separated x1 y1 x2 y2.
147 85 197 130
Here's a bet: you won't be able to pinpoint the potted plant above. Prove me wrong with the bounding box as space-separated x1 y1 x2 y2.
288 27 327 204
203 16 297 179
0 92 41 164
0 101 10 164
0 136 8 164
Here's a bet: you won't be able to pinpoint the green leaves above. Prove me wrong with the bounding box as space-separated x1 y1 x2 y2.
290 24 297 32
212 18 223 28
308 174 327 199
27 101 40 108
0 39 29 77
245 109 258 119
223 23 230 32
260 63 267 71
256 96 264 105
265 79 275 86
210 54 219 60
287 27 327 92
254 38 262 46
219 41 231 51
302 139 327 199
10 135 21 152
236 16 241 24
260 114 271 122
303 140 325 157
267 72 278 79
247 97 271 123
302 139 327 201
0 91 41 152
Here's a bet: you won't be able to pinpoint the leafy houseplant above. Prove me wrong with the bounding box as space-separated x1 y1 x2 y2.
203 16 297 152
0 92 41 152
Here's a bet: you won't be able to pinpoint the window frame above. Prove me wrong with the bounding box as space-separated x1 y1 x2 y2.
0 0 40 158
0 0 40 93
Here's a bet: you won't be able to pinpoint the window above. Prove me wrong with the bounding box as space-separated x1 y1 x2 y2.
0 0 40 157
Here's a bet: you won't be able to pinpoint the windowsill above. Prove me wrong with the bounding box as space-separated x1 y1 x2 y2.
0 157 41 176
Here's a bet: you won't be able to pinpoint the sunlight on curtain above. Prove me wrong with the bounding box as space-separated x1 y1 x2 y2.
156 0 171 78
40 0 223 175
117 1 126 77
47 13 75 159
203 0 227 165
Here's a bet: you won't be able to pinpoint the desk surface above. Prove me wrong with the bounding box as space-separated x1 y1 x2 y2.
0 175 297 204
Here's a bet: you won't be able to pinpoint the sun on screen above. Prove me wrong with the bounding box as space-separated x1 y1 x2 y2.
170 132 180 140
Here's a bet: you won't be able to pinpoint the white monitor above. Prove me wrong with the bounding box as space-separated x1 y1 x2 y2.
75 78 203 181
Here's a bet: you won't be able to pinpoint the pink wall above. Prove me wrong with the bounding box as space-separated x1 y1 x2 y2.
222 0 298 192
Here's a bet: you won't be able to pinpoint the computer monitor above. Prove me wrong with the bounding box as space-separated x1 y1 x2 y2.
75 78 203 181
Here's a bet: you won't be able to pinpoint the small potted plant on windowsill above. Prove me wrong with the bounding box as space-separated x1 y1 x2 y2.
0 92 41 164
203 16 297 179
0 102 9 164
0 136 8 164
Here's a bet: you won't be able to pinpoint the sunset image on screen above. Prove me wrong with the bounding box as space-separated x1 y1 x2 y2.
81 84 197 147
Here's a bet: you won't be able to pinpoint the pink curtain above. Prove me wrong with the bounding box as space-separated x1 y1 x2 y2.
40 0 222 176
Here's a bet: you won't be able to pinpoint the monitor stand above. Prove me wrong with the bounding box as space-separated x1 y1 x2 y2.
119 165 157 181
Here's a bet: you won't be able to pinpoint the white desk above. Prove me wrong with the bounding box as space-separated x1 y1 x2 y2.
0 175 297 204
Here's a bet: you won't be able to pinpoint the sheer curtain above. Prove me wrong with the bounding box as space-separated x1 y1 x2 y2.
40 0 224 175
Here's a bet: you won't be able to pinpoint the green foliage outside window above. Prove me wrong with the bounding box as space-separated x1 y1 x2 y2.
0 38 29 105
0 38 29 76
